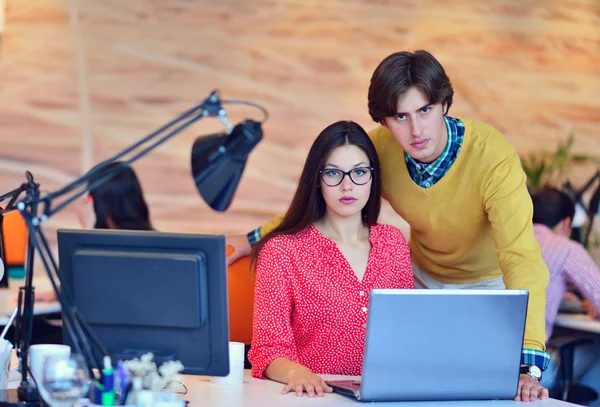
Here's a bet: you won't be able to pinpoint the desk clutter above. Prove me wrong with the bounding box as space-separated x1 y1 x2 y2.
26 348 186 407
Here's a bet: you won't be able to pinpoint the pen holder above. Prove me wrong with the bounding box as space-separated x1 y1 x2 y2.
87 353 186 405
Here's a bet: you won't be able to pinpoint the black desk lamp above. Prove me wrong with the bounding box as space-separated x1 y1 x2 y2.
2 91 266 405
0 173 41 403
563 169 600 247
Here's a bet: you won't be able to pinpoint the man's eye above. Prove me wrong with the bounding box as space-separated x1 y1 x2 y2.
421 107 430 114
395 114 407 121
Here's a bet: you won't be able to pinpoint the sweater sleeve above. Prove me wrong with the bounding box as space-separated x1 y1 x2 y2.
482 152 550 352
367 126 390 201
259 213 286 238
247 237 300 379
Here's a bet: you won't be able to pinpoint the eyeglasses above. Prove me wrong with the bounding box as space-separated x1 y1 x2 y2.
319 167 374 187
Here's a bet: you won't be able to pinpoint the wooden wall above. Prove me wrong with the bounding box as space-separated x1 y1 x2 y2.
0 0 598 256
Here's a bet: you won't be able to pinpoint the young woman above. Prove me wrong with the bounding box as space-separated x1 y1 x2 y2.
248 121 413 397
77 161 153 231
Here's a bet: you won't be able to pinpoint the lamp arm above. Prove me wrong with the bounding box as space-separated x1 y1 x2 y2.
571 170 600 202
0 172 39 215
583 174 600 248
27 91 234 221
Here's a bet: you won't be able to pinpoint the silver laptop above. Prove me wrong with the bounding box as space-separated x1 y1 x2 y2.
328 289 528 402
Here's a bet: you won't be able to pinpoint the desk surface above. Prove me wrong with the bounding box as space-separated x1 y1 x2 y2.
0 277 61 324
554 313 600 334
181 371 577 406
6 363 578 406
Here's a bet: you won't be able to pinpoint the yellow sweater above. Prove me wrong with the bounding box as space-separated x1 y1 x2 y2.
261 118 549 351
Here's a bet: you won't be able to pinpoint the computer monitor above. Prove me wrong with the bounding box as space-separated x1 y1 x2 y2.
56 228 230 376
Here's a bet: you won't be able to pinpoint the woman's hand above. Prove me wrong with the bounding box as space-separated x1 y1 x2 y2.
281 368 333 397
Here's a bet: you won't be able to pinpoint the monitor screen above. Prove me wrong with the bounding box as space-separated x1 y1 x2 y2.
57 228 229 376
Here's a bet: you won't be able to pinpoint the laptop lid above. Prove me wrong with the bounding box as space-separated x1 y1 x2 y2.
360 289 528 402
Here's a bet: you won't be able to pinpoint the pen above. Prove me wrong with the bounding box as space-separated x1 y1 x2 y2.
101 356 115 406
115 361 129 404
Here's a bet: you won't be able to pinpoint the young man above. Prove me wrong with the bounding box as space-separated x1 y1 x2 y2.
228 50 550 401
531 187 600 403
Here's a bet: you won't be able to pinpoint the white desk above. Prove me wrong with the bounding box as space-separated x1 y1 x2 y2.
5 363 579 406
0 277 61 325
554 313 600 334
181 371 578 406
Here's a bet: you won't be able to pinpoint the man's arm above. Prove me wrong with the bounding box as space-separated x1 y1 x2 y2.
564 242 600 317
483 152 550 369
227 214 286 265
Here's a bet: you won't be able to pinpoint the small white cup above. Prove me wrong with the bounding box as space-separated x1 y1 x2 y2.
211 342 245 385
29 344 71 386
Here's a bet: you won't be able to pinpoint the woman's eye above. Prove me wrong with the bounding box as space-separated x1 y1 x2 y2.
395 114 407 121
421 107 430 114
324 170 339 176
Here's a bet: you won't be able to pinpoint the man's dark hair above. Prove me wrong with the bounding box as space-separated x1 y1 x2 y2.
531 187 575 228
368 50 454 124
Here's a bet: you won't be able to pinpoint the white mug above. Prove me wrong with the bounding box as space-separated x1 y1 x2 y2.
29 344 71 385
211 342 245 385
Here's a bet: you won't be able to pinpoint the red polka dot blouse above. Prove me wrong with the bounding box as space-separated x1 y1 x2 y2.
248 223 413 379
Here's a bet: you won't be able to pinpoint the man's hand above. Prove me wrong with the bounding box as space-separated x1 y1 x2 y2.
281 369 333 397
582 300 599 319
514 374 549 402
226 234 252 266
562 291 579 302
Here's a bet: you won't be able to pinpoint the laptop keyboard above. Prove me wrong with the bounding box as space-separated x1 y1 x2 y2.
327 380 361 390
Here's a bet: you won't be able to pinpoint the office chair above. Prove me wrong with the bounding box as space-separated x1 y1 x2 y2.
1 210 28 265
548 337 599 405
226 245 255 369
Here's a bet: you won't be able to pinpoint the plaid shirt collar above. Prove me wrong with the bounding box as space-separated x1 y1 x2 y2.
404 116 465 188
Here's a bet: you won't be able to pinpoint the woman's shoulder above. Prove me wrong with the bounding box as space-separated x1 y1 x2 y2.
260 226 316 252
255 227 321 275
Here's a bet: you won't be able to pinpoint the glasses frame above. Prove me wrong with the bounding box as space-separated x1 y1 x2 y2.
319 166 374 187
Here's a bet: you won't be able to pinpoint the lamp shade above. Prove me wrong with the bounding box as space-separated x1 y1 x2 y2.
191 119 263 212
